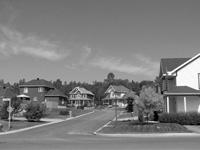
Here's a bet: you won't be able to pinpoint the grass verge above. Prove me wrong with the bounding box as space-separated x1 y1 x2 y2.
98 120 191 134
0 119 46 132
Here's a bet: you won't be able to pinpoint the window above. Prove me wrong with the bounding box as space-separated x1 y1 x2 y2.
23 88 28 93
38 87 44 93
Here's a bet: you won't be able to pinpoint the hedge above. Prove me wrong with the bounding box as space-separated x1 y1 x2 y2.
159 112 200 125
59 109 69 116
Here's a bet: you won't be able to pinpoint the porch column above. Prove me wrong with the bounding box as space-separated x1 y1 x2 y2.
184 96 187 113
167 96 169 113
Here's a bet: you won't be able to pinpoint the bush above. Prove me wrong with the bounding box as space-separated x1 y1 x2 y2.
77 106 84 110
0 103 8 120
159 112 200 125
59 109 69 116
126 103 133 113
24 101 46 122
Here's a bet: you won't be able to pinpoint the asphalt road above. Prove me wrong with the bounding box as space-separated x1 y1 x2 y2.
0 109 200 150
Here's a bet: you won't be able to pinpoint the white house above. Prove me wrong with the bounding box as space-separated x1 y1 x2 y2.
159 53 200 113
68 87 94 107
102 85 134 108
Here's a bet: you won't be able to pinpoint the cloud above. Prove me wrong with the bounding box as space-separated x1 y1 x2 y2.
0 25 69 61
80 46 92 63
65 46 92 70
90 54 159 77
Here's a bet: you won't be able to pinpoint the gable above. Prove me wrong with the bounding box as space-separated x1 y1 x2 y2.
169 53 200 75
105 86 115 94
160 58 190 76
176 56 200 90
70 87 80 94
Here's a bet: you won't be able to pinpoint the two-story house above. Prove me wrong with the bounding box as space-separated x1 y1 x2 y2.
102 85 134 108
69 87 94 107
159 53 200 113
19 78 67 109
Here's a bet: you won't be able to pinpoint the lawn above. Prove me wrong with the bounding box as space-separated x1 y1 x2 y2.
99 120 191 134
45 107 94 119
0 119 46 132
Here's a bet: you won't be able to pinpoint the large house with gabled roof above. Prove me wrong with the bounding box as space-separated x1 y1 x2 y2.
159 53 200 113
102 85 135 108
19 78 67 109
69 87 94 107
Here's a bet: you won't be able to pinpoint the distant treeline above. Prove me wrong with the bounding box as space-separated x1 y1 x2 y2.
0 73 158 105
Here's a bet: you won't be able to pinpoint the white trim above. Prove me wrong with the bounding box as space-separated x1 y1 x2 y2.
164 93 200 96
184 97 187 113
167 96 169 113
168 53 200 75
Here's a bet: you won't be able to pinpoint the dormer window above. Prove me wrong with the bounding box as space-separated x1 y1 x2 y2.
38 87 44 93
23 88 28 93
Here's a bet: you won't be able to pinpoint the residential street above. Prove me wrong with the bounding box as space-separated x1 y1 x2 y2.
0 109 200 150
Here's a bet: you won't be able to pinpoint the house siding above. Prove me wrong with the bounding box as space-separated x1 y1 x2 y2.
176 57 200 90
20 87 50 101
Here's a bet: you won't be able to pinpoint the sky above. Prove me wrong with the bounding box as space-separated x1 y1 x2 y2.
1 0 200 83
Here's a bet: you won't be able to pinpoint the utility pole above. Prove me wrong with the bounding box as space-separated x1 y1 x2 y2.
115 98 118 121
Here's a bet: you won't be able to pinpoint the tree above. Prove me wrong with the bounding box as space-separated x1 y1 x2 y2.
0 97 22 120
53 79 63 90
105 72 115 84
137 86 164 123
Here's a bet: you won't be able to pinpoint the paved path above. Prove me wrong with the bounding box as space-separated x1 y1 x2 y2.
1 109 200 150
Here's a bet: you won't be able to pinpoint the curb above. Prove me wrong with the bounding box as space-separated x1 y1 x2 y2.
0 111 95 135
94 132 200 137
93 111 123 135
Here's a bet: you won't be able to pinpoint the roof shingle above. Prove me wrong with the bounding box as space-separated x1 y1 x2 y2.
164 86 200 95
160 58 190 75
45 89 67 98
20 78 54 88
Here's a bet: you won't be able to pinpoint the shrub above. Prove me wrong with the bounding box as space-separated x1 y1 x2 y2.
59 109 69 116
126 103 133 113
77 106 84 110
159 112 200 125
24 101 46 122
0 102 8 120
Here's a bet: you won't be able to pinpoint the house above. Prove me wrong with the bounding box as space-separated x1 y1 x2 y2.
159 53 200 113
69 87 94 107
45 89 68 109
19 78 67 109
102 85 134 108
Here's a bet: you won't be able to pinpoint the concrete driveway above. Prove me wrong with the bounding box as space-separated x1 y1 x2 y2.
0 109 200 150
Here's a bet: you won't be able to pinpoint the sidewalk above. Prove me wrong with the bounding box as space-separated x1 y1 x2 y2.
185 125 200 133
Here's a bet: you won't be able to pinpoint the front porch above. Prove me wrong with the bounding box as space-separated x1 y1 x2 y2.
102 98 127 108
68 99 93 107
164 86 200 113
